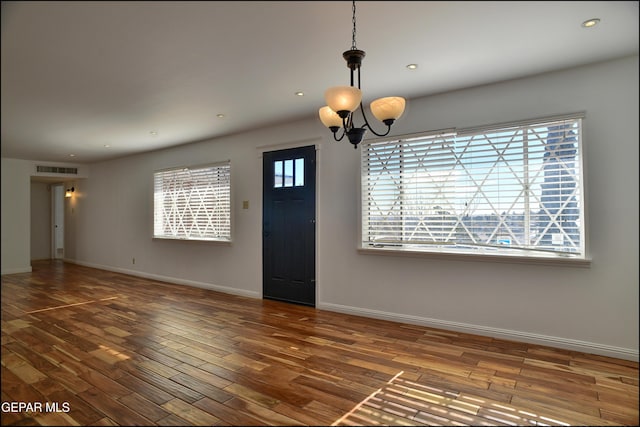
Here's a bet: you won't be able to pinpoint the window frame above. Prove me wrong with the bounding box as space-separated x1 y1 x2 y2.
153 161 232 243
359 113 590 266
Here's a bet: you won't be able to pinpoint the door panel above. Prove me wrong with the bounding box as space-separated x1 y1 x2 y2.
53 184 64 259
263 145 316 306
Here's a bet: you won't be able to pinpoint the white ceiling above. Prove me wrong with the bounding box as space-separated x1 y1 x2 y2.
1 1 638 164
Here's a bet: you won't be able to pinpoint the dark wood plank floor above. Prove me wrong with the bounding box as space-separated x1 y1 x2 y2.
1 260 638 426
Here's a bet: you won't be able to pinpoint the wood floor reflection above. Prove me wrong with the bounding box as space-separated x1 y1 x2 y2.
2 260 638 426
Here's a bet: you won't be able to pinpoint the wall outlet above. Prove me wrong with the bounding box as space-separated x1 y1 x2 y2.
242 200 249 209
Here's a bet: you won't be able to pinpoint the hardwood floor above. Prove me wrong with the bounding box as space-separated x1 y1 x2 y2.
1 260 638 426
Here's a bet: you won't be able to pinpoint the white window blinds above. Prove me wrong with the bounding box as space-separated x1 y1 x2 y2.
153 162 231 241
361 115 584 258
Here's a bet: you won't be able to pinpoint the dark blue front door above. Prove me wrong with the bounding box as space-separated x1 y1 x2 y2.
262 145 316 306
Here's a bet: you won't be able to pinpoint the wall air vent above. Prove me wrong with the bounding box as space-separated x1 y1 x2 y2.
36 166 78 174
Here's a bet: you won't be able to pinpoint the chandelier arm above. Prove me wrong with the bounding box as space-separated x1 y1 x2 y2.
358 103 392 137
345 113 355 132
350 64 358 87
328 115 352 142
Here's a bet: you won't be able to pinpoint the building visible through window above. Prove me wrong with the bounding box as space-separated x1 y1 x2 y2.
361 114 584 259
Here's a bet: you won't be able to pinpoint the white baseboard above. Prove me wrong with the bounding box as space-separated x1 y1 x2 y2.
318 302 639 362
64 259 260 299
59 259 638 362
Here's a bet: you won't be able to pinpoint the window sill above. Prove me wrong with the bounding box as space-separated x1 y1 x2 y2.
153 237 232 245
357 246 591 268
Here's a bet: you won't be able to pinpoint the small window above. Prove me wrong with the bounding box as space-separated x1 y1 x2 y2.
274 157 305 188
153 161 231 241
274 161 283 188
295 158 305 186
361 114 585 259
284 160 294 187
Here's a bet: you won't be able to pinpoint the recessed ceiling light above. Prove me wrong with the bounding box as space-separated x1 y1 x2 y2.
582 18 600 28
104 144 110 148
406 64 418 70
150 131 158 136
295 91 304 96
216 114 225 118
69 154 76 157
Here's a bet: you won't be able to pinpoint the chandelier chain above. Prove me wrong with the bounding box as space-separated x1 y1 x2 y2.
351 0 357 50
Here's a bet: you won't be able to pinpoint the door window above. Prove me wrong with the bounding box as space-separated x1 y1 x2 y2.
274 158 304 188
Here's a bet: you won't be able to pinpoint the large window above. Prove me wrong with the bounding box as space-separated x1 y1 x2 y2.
153 161 231 241
361 114 585 259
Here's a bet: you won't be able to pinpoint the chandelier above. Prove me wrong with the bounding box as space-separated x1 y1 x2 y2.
319 0 406 149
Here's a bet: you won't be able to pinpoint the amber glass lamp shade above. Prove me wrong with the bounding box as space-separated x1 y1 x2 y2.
319 106 343 129
324 86 362 117
370 96 406 123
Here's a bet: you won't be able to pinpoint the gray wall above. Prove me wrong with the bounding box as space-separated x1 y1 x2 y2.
1 158 32 274
2 55 638 360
